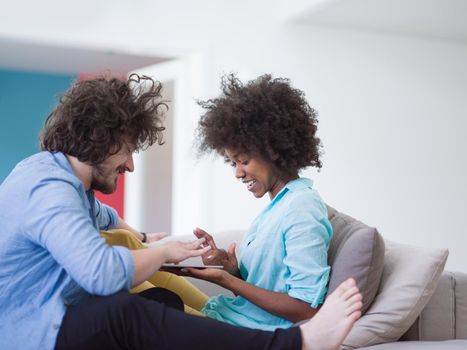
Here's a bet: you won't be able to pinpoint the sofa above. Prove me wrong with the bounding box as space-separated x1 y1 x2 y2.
186 207 467 349
360 270 467 349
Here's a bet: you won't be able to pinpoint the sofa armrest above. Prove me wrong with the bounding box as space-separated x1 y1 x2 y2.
401 270 467 341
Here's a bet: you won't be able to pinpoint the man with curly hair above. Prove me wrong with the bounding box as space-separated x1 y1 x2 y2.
0 74 361 350
185 74 334 331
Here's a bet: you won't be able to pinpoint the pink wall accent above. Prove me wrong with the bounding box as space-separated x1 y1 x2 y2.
95 176 125 218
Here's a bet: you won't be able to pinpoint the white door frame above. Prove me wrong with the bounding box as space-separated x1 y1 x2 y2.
125 55 205 235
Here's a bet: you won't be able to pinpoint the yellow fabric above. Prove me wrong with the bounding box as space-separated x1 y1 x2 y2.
101 229 208 316
146 270 209 313
129 281 155 294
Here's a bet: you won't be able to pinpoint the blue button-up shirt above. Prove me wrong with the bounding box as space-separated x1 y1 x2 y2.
0 152 134 350
202 178 332 330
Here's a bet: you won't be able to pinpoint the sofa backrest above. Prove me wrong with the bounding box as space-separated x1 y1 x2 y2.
401 270 467 341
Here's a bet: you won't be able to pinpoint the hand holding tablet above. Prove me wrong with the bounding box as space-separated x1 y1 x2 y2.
162 256 223 269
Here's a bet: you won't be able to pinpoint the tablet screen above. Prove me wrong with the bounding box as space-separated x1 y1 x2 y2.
162 256 223 269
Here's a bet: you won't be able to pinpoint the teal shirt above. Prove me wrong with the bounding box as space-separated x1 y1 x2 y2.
202 178 332 330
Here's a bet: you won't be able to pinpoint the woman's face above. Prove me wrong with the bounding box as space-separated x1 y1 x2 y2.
225 149 286 200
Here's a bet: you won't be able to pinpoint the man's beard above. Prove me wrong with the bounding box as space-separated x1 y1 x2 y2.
91 163 121 194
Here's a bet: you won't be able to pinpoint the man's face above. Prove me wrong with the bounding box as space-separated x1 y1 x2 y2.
90 142 136 194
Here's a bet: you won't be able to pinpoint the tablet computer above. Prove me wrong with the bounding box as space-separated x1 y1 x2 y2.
162 256 223 269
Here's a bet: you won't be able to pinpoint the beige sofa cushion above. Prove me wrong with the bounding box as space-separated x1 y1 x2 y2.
342 240 449 349
326 206 385 314
358 339 467 350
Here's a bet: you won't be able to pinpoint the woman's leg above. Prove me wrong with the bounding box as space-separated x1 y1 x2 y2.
147 270 209 311
101 229 145 249
129 280 156 294
102 229 209 313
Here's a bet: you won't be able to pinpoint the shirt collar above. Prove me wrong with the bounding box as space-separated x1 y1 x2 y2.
50 151 75 175
284 177 314 191
269 177 314 207
50 151 91 200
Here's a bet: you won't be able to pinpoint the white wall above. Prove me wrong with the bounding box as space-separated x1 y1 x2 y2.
13 0 464 272
124 81 175 233
181 24 467 273
125 57 208 236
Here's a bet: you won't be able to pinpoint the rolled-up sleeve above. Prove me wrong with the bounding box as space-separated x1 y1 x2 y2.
24 180 134 295
282 197 332 308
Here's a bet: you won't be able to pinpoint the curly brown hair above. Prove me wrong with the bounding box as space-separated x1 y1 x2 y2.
197 74 322 178
40 73 166 165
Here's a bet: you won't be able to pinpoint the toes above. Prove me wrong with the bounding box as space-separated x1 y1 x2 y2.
346 293 363 305
346 301 363 316
332 278 357 298
341 285 360 301
348 310 362 322
344 278 357 288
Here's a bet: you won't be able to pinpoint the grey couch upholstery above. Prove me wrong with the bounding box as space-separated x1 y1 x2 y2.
400 271 467 341
359 271 467 349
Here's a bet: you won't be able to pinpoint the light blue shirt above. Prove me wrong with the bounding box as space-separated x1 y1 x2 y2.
202 178 332 330
0 151 134 350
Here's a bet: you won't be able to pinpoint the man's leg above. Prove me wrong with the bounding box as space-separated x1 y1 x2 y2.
55 291 301 350
300 278 363 350
133 281 205 316
138 287 184 311
55 279 362 350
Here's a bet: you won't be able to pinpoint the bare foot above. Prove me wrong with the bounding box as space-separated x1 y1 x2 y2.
299 278 362 350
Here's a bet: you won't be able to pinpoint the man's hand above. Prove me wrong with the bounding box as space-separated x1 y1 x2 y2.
193 227 239 275
156 238 211 263
145 232 169 243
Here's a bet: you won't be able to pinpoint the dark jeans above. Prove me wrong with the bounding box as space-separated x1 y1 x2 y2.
137 287 184 311
54 289 301 350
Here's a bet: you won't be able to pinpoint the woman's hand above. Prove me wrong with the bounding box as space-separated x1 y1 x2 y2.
193 227 239 275
156 238 211 264
177 267 231 286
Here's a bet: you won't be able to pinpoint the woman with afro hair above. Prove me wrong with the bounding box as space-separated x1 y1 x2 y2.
184 74 334 331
